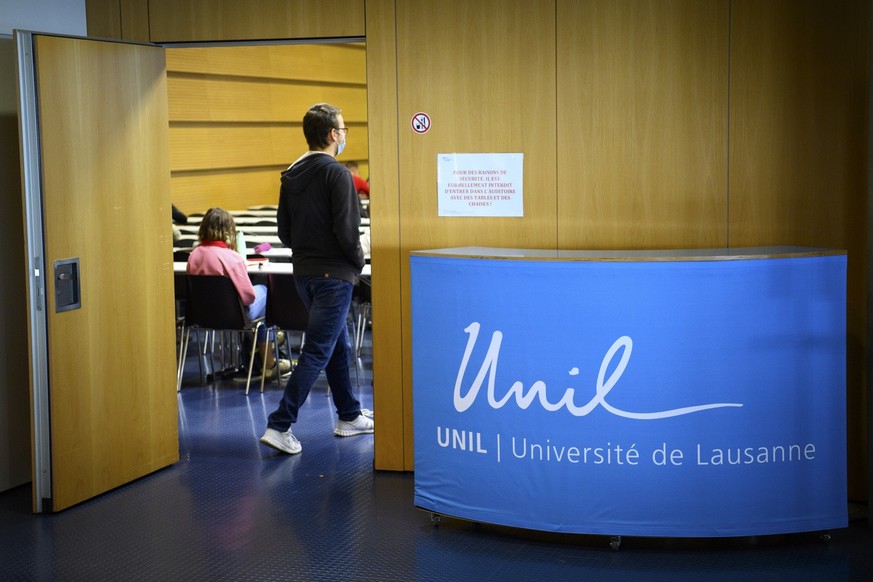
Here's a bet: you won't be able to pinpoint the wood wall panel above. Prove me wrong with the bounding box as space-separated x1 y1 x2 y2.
86 0 148 41
729 0 870 499
169 126 368 171
170 127 300 171
166 44 366 84
166 43 368 214
167 78 367 123
558 0 729 250
148 0 365 42
396 0 557 251
119 0 150 42
170 169 283 215
729 0 866 248
85 0 122 39
365 0 405 471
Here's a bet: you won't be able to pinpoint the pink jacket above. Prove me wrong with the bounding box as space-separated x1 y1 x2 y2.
186 244 256 305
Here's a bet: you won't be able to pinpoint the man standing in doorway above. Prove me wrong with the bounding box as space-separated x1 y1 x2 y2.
260 103 373 454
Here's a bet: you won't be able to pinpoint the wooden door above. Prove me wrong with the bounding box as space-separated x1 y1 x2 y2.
16 32 178 512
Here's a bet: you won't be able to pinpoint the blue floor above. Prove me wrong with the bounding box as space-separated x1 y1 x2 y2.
1 332 872 581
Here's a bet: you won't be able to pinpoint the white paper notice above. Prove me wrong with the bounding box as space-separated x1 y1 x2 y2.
437 153 523 217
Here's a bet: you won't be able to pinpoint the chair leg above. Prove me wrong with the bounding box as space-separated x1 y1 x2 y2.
201 330 209 383
228 331 241 374
244 323 262 395
204 330 217 386
355 309 363 358
178 327 191 392
222 330 237 375
361 304 371 354
196 329 209 385
353 303 369 357
214 330 229 379
176 321 186 390
197 328 209 385
176 320 185 379
211 330 223 382
261 326 274 393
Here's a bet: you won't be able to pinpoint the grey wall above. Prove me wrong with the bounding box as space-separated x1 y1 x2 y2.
0 0 86 36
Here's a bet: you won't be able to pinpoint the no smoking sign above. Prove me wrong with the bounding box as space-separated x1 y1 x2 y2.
411 112 431 134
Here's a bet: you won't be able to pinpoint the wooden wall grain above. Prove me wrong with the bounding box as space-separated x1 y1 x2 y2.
557 1 730 250
729 0 869 496
147 0 364 42
165 43 368 215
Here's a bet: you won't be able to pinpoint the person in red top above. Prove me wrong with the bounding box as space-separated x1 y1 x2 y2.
186 207 289 380
344 161 369 197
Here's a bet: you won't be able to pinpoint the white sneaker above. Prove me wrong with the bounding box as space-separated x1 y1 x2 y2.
334 414 375 437
259 427 302 454
361 408 374 419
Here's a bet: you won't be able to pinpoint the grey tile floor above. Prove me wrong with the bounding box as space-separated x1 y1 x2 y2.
1 333 872 581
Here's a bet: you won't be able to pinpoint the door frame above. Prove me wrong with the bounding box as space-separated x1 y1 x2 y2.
16 29 52 512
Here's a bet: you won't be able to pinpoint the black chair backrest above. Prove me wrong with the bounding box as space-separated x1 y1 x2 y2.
266 273 309 331
185 275 247 330
356 275 372 303
174 252 191 303
174 273 187 302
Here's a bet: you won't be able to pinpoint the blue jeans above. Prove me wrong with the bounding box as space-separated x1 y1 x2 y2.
267 276 362 430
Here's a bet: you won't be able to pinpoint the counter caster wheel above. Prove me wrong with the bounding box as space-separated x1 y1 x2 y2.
609 536 622 551
431 513 442 526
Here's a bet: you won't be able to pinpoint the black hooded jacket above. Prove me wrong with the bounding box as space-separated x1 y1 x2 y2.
277 152 365 283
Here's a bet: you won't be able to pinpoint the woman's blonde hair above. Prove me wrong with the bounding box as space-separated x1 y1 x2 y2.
197 207 238 250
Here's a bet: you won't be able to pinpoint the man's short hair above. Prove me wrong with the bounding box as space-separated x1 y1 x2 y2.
303 103 342 150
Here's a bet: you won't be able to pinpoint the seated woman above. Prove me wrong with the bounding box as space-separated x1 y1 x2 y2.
186 207 290 381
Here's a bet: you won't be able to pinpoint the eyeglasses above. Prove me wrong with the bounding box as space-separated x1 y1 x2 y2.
334 127 349 135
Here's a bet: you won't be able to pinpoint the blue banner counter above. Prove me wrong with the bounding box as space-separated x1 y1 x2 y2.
411 246 847 537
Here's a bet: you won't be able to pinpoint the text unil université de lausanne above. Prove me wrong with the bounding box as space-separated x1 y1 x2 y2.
433 322 817 467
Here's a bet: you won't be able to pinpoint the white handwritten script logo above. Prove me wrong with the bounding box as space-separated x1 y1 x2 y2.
453 322 743 419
